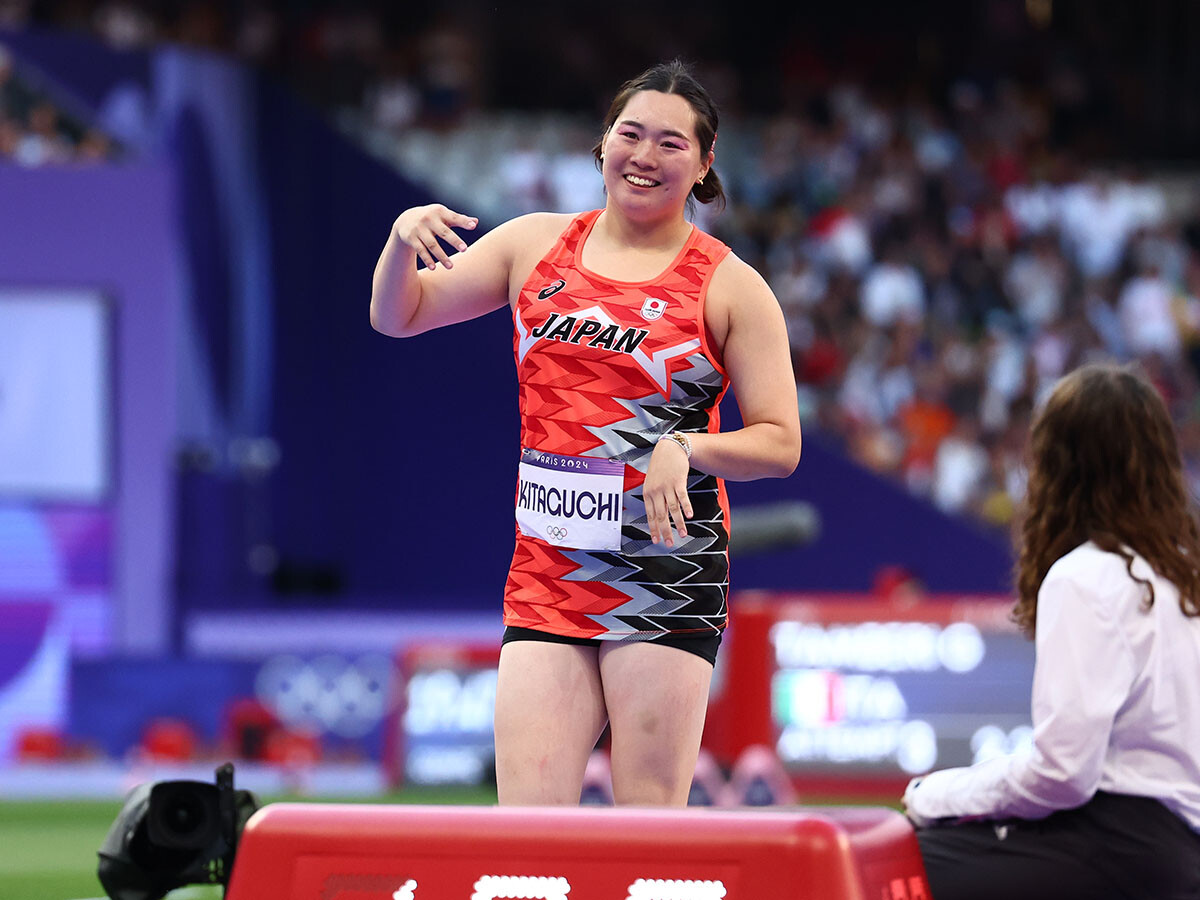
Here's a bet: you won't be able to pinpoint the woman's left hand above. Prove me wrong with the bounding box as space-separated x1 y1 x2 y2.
643 438 693 548
902 776 934 828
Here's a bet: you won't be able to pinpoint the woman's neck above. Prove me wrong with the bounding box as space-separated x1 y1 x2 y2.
595 205 693 252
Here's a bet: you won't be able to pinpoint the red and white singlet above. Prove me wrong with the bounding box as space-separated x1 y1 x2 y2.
503 209 733 640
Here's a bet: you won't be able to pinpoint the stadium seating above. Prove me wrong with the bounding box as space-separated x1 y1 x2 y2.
138 717 199 762
14 726 64 762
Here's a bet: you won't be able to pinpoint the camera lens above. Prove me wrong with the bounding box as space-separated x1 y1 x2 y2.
166 797 203 836
148 781 220 850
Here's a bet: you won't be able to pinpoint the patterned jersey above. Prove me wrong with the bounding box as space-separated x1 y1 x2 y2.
503 208 733 640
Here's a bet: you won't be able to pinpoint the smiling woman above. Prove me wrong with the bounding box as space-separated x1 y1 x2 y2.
369 58 801 809
590 60 724 218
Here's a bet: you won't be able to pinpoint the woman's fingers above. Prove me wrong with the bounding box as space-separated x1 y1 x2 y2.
425 233 455 269
412 241 438 271
647 494 665 546
425 209 478 269
647 486 691 547
398 205 478 270
668 492 689 540
437 224 469 253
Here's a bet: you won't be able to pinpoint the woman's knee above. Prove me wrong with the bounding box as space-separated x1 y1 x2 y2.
608 733 698 806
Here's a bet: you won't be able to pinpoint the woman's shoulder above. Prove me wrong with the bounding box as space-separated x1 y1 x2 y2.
497 212 586 289
495 211 578 259
1046 541 1129 579
499 211 579 240
1043 541 1154 609
707 248 778 320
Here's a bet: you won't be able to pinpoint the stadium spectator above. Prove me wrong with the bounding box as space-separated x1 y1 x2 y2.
1117 250 1182 360
1004 231 1069 331
0 41 31 119
859 234 926 328
0 41 118 164
15 99 71 164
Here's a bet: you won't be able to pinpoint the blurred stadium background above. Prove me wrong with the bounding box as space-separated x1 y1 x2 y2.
3 0 1200 896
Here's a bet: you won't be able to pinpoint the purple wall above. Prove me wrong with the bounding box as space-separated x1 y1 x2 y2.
0 162 182 653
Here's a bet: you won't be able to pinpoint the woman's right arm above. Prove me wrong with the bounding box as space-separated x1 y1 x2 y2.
904 564 1134 824
370 203 514 338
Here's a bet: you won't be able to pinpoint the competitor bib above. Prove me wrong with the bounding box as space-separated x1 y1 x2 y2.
516 448 624 551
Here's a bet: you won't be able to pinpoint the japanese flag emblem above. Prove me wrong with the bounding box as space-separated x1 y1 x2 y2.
641 296 667 320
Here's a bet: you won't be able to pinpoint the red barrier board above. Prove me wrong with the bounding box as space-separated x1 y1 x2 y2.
225 803 929 900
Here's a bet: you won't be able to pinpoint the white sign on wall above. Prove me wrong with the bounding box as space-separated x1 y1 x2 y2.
0 288 112 501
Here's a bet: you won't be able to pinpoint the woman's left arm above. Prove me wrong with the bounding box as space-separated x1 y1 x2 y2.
643 254 801 546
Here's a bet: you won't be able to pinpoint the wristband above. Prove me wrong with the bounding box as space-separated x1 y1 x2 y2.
659 431 692 459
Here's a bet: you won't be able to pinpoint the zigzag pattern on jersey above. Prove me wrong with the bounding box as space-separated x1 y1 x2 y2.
519 349 724 480
505 209 732 640
582 359 726 472
518 343 727 554
555 358 729 638
518 352 657 459
504 547 728 639
554 537 730 638
507 352 730 638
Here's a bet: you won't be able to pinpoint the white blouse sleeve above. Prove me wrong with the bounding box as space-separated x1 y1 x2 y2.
905 564 1137 823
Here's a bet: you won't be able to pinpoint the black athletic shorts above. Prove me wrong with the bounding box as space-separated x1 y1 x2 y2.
501 625 721 666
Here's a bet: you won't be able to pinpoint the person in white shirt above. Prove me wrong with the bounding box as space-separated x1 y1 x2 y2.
904 362 1200 900
859 238 926 328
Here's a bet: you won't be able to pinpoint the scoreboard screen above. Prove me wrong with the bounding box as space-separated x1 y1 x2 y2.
385 643 499 787
705 592 1035 794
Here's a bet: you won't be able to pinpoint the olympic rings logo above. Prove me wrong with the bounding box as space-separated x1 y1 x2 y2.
546 526 569 541
255 653 394 738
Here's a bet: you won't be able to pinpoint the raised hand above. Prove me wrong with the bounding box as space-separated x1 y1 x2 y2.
392 203 478 271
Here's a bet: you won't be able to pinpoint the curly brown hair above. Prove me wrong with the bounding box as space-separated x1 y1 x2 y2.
1013 363 1200 636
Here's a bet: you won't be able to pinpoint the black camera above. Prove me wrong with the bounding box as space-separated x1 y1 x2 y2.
97 763 259 900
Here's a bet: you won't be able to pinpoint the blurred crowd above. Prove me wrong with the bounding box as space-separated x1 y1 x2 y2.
0 41 114 162
707 89 1200 532
6 1 1200 534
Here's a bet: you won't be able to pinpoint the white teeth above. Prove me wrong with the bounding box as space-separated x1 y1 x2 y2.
625 175 658 187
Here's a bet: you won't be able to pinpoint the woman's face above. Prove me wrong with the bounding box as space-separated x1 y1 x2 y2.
600 90 711 221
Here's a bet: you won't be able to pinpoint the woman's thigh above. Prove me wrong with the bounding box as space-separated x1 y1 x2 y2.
598 641 713 807
493 640 608 805
918 793 1200 900
918 820 1111 900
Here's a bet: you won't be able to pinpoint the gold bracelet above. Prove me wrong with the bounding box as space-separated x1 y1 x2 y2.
659 431 692 459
